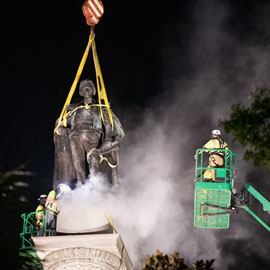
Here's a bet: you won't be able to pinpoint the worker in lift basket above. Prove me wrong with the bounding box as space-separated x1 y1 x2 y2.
196 129 229 182
39 186 61 236
35 194 47 236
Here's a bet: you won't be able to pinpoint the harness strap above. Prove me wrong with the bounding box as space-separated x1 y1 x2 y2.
216 137 224 149
57 104 110 133
209 138 226 157
210 155 219 166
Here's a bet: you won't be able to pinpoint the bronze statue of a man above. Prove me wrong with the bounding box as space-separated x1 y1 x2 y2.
53 79 124 186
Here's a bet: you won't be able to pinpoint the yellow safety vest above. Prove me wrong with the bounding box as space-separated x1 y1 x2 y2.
35 205 44 227
203 169 213 179
203 138 228 155
45 190 58 214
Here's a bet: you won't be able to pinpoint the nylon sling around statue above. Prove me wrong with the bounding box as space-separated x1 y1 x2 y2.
54 30 114 135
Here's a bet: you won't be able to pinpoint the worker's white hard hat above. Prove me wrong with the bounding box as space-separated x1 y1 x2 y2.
212 129 221 136
38 194 47 200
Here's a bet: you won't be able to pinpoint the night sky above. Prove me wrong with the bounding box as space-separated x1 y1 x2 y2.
3 0 174 171
2 1 268 172
2 0 270 269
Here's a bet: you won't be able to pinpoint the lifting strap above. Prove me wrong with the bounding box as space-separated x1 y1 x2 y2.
106 213 118 233
99 152 119 168
92 33 114 129
105 213 126 269
87 148 119 168
54 30 114 135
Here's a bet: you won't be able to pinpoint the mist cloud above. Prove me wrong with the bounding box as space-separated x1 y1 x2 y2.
116 0 270 268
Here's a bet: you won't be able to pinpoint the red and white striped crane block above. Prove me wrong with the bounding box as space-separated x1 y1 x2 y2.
82 0 104 26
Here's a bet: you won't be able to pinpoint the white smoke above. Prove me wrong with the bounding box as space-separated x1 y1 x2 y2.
150 0 270 269
114 114 224 268
114 1 270 268
57 115 224 268
57 105 269 269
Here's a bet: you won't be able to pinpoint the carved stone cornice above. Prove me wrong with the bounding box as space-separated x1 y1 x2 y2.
43 247 122 270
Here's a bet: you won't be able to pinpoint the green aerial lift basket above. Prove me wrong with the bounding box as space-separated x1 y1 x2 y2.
20 211 52 250
194 149 237 229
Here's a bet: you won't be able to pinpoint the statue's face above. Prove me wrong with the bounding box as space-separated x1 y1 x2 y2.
79 80 96 98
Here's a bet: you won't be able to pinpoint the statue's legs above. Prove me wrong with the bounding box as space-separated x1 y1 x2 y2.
69 130 101 183
69 134 88 183
88 155 100 176
80 131 101 177
111 167 120 185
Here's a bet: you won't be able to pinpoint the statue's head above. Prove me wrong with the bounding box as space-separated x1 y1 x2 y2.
79 79 96 98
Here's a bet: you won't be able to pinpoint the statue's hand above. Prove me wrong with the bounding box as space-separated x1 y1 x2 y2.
91 149 100 158
58 126 69 136
101 141 112 151
87 148 100 163
98 141 120 155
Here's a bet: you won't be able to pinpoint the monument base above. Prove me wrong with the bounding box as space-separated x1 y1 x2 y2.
33 233 133 270
56 201 111 234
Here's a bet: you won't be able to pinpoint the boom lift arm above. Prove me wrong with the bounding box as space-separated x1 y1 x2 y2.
233 183 270 232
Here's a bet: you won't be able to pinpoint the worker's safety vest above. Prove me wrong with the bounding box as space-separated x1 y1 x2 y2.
35 205 44 227
203 138 228 156
45 190 58 214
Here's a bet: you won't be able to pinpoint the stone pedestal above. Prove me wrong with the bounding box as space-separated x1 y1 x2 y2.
33 234 133 270
56 197 112 234
56 204 111 233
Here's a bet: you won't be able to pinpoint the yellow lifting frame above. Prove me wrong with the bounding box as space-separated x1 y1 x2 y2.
54 30 114 135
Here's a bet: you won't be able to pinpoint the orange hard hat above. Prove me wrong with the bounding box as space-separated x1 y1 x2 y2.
82 0 104 26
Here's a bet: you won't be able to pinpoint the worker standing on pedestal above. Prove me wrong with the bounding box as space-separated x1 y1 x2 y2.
44 188 59 236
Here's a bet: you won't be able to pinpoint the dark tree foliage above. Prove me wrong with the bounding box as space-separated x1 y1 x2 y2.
0 162 40 269
20 250 43 270
220 88 270 169
0 167 29 268
142 250 215 270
